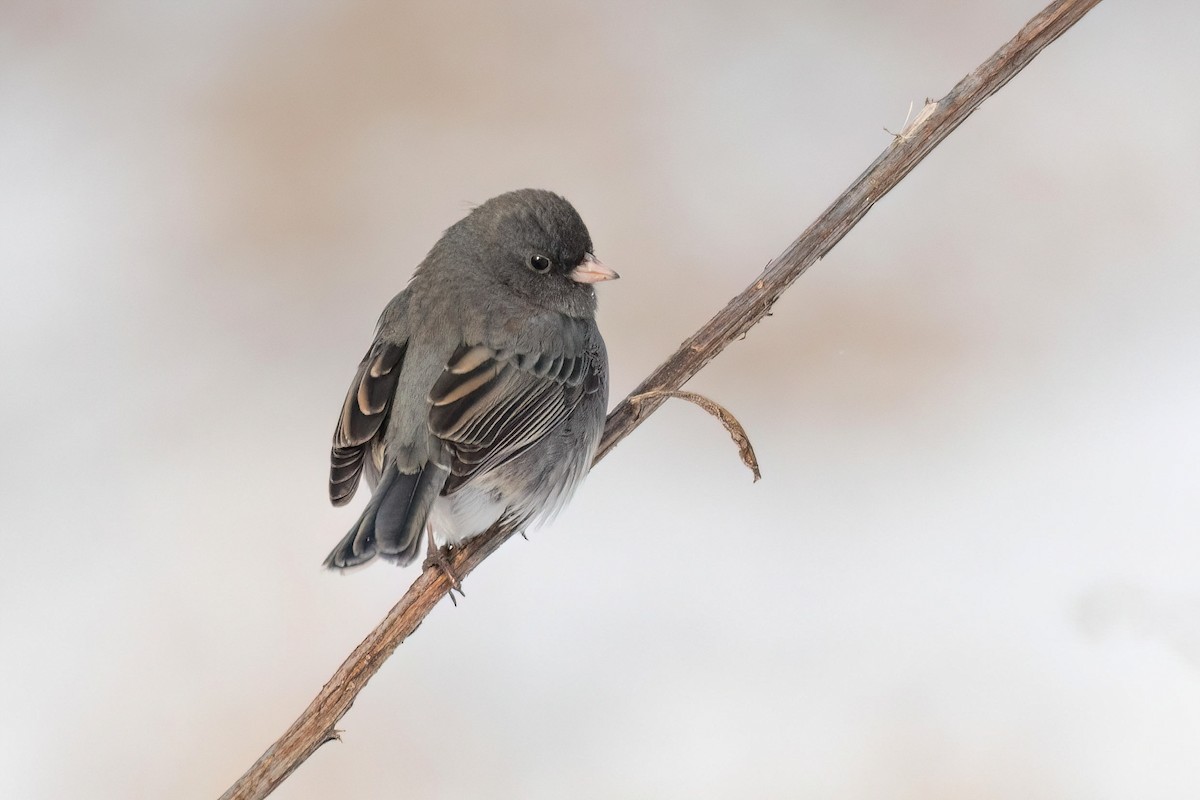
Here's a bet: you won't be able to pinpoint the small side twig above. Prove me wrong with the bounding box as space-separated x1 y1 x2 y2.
630 390 761 481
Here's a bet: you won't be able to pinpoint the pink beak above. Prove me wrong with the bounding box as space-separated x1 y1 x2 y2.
568 253 620 284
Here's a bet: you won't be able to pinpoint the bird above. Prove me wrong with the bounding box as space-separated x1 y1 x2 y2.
324 189 617 583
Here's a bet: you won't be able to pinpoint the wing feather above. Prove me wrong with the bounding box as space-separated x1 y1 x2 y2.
329 339 406 506
428 343 594 494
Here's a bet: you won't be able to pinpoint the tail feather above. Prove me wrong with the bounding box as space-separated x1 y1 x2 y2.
323 463 449 570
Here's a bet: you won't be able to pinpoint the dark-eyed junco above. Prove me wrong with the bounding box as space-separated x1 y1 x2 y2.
324 189 617 574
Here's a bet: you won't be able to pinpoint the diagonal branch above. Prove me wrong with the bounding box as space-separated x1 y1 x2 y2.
219 1 1105 797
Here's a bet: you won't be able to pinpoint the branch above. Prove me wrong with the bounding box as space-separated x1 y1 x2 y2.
630 390 761 481
219 1 1105 797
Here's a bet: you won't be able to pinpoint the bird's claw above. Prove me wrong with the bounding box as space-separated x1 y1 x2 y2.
424 539 465 604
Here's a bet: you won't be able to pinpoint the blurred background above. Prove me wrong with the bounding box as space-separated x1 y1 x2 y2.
3 1 1200 797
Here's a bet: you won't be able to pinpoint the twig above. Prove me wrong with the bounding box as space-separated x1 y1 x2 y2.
630 389 761 481
218 1 1105 797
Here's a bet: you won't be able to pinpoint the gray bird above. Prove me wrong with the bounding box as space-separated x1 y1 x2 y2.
324 189 617 574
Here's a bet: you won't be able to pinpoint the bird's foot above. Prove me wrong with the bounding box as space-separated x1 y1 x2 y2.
424 538 464 604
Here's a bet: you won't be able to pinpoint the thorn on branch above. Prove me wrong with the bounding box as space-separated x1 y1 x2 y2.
885 98 938 143
629 390 761 482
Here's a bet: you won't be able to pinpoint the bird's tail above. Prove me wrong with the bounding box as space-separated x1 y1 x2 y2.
323 463 449 569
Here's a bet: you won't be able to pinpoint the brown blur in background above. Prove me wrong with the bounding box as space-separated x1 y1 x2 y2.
4 1 1200 798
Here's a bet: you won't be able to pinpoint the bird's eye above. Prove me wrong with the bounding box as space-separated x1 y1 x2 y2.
529 254 552 274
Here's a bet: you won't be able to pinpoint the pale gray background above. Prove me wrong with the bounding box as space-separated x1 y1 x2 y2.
4 1 1200 798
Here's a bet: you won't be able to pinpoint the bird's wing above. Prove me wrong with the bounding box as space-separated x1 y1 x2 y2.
428 342 601 494
329 337 407 506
